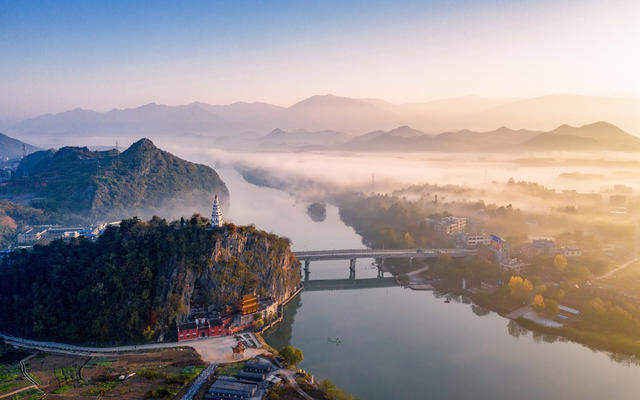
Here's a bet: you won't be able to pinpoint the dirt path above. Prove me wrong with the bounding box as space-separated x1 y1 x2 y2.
0 384 36 399
279 370 315 400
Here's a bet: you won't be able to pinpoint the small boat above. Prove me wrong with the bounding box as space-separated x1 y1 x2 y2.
444 298 451 303
327 337 342 344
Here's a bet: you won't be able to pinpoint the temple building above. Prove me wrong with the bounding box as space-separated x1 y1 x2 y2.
211 194 223 227
239 294 259 315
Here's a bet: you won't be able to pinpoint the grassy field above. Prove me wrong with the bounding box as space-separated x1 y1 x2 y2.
5 388 44 400
216 361 245 377
27 348 205 399
0 344 32 398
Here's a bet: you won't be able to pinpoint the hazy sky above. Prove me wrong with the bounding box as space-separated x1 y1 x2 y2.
1 0 638 119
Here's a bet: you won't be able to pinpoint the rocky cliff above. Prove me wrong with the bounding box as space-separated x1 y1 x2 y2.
0 217 300 345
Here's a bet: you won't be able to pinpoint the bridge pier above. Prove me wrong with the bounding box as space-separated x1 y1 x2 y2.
377 258 385 278
349 258 356 279
409 257 414 266
303 260 311 282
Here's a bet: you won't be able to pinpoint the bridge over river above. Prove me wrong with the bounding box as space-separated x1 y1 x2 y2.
293 248 476 280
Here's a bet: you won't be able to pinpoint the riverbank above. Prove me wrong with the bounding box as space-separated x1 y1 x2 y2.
424 276 640 360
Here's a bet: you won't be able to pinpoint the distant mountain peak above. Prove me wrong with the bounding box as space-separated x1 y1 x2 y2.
126 138 157 152
388 126 425 137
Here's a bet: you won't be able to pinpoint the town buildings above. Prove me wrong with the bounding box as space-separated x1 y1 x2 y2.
456 233 492 248
15 223 112 246
434 216 467 236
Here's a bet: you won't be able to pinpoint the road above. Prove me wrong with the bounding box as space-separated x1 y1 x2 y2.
294 248 476 261
597 257 640 280
0 332 229 355
179 363 217 400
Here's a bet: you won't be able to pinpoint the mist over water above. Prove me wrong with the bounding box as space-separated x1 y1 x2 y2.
164 143 640 213
160 146 640 400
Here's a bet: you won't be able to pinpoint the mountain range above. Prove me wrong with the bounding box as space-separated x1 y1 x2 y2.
338 121 640 152
2 94 639 148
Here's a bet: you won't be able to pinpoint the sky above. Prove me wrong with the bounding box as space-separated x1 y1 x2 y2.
0 0 638 119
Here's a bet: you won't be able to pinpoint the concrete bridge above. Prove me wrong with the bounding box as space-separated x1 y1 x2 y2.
303 277 398 292
293 248 476 279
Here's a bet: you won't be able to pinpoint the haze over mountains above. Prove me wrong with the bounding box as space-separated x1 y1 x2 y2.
2 94 639 149
0 133 38 160
339 122 640 153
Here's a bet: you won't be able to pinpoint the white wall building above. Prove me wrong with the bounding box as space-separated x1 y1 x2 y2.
434 216 467 236
458 233 492 247
563 247 582 257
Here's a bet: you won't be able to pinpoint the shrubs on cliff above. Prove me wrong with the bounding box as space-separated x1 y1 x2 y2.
0 216 299 345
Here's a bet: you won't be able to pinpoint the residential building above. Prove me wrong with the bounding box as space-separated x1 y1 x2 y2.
563 247 582 257
614 184 632 194
500 259 527 274
17 227 48 245
457 233 491 248
434 216 467 236
532 239 556 255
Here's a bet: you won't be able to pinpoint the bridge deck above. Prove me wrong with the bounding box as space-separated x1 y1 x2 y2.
293 248 476 261
303 277 398 291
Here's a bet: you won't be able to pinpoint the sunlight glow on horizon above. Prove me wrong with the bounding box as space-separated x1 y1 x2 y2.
0 0 638 118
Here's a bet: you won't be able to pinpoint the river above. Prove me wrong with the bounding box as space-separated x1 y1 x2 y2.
217 165 640 400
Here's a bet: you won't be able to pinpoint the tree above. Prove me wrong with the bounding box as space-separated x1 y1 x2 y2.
404 232 415 248
253 319 264 331
532 295 545 313
554 255 567 272
508 276 533 304
545 285 564 301
544 299 559 316
279 346 304 367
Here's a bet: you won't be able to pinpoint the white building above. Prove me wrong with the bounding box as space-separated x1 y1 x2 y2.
457 233 492 247
211 194 223 227
17 227 48 245
563 247 582 257
501 259 527 274
434 216 467 236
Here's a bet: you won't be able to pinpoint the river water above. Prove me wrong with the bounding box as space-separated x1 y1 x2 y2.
217 165 640 400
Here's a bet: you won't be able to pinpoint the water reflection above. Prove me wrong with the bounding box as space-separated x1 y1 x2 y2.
197 163 640 400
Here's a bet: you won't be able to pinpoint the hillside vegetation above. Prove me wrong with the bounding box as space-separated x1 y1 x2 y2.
0 133 38 160
1 138 228 223
0 216 300 345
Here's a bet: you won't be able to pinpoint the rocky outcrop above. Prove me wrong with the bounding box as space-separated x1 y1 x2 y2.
0 217 300 345
162 224 301 329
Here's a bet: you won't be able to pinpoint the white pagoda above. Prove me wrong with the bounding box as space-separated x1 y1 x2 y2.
211 194 223 227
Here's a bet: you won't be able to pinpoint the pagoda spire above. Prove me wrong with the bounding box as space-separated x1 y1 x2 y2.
211 194 223 227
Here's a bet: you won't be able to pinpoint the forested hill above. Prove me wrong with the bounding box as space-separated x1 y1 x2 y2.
1 138 228 222
0 132 38 160
0 216 300 345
